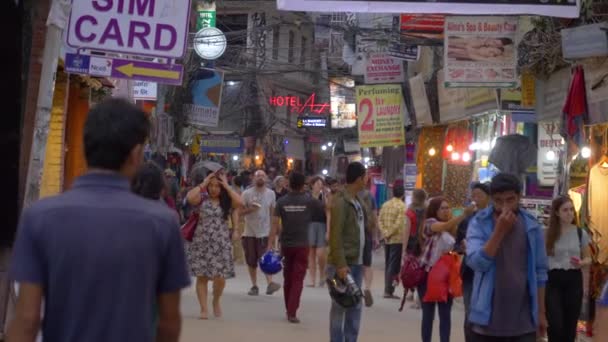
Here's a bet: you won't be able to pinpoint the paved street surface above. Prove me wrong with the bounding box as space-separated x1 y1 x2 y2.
181 251 466 342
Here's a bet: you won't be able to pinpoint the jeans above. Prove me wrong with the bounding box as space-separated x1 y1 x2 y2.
546 269 583 342
282 246 309 318
470 332 536 342
417 272 453 342
328 264 363 342
462 268 474 342
384 243 403 295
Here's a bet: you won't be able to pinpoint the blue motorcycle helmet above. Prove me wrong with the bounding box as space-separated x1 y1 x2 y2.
259 250 283 275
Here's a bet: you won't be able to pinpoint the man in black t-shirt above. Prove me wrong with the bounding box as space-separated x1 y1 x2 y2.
268 172 322 324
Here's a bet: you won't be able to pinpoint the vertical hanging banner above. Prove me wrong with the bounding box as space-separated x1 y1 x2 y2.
196 1 216 30
356 84 406 148
184 68 224 127
444 16 518 88
277 1 580 18
537 121 564 187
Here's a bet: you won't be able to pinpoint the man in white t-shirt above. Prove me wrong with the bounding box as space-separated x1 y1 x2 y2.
241 170 281 296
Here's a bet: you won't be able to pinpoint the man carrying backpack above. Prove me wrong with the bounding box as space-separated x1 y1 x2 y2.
403 189 428 307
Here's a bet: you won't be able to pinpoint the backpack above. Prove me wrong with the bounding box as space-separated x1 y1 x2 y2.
398 254 425 311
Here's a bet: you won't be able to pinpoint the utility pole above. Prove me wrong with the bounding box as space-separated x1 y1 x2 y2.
23 0 71 208
2 0 71 338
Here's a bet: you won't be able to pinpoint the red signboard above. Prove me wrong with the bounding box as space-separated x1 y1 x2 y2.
400 14 445 40
268 93 330 115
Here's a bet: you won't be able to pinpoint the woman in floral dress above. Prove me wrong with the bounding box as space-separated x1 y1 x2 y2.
186 170 243 319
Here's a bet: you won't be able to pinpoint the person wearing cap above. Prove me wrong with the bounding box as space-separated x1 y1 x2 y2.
457 182 490 342
378 181 407 299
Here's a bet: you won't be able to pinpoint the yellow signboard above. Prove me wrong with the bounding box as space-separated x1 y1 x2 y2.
521 71 536 108
356 84 405 148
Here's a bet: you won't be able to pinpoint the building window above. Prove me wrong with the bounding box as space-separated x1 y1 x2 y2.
300 36 308 67
288 31 295 63
331 13 346 23
273 27 279 60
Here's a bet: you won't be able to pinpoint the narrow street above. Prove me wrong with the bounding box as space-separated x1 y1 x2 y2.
181 253 466 342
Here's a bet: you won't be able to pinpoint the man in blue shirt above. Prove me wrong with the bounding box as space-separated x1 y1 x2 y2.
466 173 548 342
8 98 191 342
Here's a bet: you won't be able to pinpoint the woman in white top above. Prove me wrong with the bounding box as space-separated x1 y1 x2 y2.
545 195 592 342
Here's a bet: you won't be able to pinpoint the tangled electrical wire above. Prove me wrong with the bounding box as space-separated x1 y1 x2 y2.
517 19 568 79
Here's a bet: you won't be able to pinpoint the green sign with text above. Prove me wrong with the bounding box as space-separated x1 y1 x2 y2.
196 10 216 30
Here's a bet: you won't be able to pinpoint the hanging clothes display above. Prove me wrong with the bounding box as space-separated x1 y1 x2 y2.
444 163 474 207
443 124 473 165
561 65 589 148
568 185 585 214
587 160 608 263
417 126 447 196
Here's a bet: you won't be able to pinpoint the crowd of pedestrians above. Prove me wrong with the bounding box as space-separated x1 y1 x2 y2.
7 98 608 342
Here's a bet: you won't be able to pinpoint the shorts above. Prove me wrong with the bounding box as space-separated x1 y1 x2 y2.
242 236 268 268
308 222 327 248
363 231 372 267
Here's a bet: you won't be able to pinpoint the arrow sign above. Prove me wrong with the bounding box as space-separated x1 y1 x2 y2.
112 59 183 85
64 53 184 86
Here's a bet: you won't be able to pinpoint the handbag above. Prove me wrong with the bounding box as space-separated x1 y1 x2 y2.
181 191 207 241
423 254 451 303
181 211 199 241
448 253 463 298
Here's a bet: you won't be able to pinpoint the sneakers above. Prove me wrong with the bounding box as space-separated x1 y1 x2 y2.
266 282 281 295
287 316 301 324
364 289 374 307
248 286 259 296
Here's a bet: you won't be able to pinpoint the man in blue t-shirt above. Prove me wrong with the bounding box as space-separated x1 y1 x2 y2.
8 99 191 342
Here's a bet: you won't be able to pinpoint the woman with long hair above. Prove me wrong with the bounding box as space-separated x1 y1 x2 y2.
307 176 328 287
186 170 243 319
418 197 475 342
545 196 591 342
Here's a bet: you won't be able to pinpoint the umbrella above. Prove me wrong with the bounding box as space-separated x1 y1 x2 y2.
190 161 224 185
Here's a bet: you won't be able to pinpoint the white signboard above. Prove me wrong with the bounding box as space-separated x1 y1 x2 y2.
535 68 571 121
364 53 405 84
444 16 518 88
562 23 608 60
437 70 466 122
277 0 580 18
66 0 191 58
537 121 564 187
184 104 220 127
409 74 432 126
132 81 158 100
